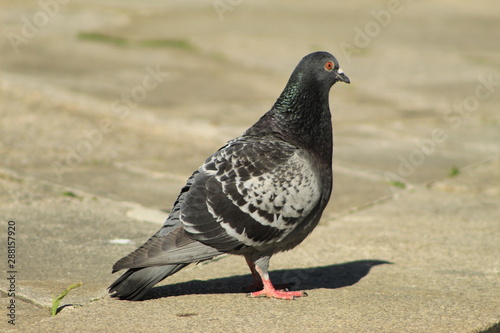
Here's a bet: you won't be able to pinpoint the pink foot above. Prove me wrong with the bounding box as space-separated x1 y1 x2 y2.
249 288 308 300
247 268 307 300
244 258 306 300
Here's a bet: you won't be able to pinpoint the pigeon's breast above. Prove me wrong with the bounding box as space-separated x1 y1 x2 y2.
215 151 321 245
235 152 320 227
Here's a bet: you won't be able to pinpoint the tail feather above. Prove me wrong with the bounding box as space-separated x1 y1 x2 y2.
109 224 223 300
109 264 187 301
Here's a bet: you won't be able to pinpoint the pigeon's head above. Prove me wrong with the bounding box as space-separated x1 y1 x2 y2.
295 51 350 87
270 51 350 118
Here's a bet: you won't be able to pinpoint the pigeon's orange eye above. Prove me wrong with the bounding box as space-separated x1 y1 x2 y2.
324 61 334 71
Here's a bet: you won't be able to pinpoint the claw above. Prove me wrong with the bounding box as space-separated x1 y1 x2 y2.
249 288 307 300
245 258 306 300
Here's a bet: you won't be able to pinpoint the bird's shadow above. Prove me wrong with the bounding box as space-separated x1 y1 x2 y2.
142 259 392 301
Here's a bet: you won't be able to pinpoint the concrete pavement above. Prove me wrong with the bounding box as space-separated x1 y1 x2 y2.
1 0 499 332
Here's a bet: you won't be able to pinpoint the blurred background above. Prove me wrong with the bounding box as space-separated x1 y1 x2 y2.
1 0 499 216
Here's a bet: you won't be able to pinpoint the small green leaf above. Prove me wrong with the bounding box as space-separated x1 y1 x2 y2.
50 282 82 316
449 166 460 177
77 32 128 46
62 191 78 198
388 180 406 189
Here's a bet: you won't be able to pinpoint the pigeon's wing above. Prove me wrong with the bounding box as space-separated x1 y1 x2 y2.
180 139 323 251
112 173 223 272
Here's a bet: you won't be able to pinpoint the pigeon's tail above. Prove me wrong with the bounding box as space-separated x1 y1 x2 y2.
109 225 223 301
108 264 187 301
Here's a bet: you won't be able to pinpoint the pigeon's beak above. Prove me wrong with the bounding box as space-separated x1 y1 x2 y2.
336 68 350 84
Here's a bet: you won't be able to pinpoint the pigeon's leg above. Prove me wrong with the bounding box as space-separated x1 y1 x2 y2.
247 256 307 300
243 256 264 291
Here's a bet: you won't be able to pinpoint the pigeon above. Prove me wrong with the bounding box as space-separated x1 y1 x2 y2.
109 51 350 300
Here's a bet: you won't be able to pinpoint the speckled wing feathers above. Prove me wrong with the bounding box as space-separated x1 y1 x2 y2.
180 139 322 250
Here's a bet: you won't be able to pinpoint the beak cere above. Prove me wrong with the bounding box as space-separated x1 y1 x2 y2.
336 68 350 84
